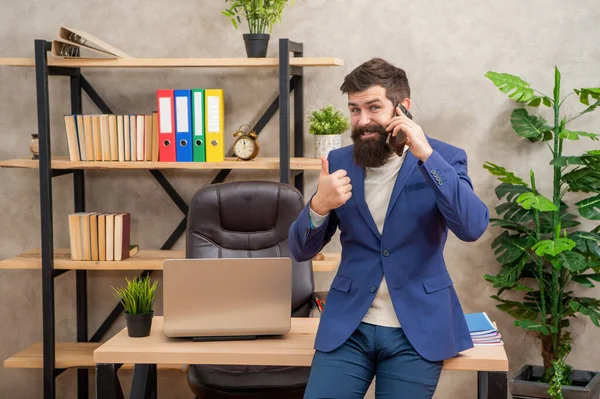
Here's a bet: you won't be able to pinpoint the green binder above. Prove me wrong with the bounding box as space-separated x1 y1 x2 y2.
191 88 206 162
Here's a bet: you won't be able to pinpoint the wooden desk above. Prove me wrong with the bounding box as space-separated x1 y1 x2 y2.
93 317 509 399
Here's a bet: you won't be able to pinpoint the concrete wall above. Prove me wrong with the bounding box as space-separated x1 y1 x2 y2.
0 0 598 397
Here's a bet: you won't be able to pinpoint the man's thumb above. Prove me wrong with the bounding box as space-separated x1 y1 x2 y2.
320 156 329 176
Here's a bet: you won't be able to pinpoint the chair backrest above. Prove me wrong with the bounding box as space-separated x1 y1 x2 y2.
186 180 315 317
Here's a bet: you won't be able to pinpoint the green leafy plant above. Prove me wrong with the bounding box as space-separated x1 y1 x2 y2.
483 68 600 399
307 105 350 135
112 275 158 315
222 0 294 34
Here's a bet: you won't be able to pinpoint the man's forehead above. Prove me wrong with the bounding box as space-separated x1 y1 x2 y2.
348 86 387 105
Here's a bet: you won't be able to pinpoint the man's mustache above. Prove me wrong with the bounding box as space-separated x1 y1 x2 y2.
351 123 388 138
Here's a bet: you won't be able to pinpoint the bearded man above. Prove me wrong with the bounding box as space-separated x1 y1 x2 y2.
289 58 489 399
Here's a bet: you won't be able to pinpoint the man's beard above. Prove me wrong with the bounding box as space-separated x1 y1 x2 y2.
351 122 392 168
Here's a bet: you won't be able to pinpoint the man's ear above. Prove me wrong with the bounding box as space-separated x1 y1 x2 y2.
401 98 411 110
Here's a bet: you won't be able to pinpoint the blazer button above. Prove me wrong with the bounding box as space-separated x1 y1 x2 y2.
431 169 438 176
371 286 377 293
383 250 390 257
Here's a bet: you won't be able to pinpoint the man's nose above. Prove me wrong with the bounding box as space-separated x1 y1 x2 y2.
358 113 371 126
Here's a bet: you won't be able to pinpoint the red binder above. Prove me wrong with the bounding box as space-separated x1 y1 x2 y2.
157 89 176 162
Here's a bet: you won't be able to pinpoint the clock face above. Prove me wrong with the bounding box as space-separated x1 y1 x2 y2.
234 137 255 159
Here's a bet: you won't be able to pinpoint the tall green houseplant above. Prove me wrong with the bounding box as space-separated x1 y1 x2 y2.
483 69 600 398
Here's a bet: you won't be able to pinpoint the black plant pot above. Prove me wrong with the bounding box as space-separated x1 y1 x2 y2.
510 365 600 399
243 33 270 58
125 311 154 338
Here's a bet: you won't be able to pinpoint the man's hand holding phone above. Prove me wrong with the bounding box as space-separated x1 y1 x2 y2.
387 105 433 162
310 156 352 215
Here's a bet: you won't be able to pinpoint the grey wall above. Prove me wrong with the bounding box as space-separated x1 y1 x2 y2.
1 0 599 397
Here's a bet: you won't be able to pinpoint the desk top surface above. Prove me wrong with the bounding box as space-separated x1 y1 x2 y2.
93 317 508 371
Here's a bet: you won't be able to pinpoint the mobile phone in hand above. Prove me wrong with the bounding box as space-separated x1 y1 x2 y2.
386 103 412 156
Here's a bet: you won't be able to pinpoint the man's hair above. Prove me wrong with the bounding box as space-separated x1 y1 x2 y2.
340 58 410 105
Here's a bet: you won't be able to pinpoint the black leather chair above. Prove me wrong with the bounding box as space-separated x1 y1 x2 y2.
185 180 319 399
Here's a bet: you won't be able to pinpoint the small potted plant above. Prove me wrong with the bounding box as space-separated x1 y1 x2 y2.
222 0 294 58
308 105 350 159
112 275 158 338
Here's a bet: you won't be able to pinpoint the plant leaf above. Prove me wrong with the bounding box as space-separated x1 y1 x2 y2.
570 231 600 257
495 183 532 201
493 296 539 319
516 192 557 211
559 130 599 141
575 194 600 220
550 251 588 272
574 88 600 106
532 238 576 257
485 72 542 105
563 168 600 193
483 162 528 186
515 319 557 335
550 156 584 167
496 202 535 224
571 274 600 288
510 108 553 142
492 231 536 264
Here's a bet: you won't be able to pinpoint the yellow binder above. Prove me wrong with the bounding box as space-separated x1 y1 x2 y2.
204 89 224 162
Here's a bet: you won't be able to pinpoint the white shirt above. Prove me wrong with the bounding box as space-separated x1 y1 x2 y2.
310 147 408 327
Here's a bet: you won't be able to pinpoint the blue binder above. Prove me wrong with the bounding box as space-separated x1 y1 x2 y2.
174 89 193 162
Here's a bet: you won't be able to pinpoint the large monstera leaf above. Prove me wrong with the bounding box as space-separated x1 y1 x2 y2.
511 108 553 142
492 231 537 264
485 72 547 106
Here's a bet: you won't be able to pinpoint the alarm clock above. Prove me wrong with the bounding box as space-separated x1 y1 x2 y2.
233 125 260 161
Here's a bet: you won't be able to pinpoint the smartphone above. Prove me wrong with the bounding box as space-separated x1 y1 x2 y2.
386 103 412 156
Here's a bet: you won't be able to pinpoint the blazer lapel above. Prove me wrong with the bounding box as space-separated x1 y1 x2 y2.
384 151 419 221
350 160 381 239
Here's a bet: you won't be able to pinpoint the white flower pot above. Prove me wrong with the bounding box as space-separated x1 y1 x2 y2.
314 134 341 158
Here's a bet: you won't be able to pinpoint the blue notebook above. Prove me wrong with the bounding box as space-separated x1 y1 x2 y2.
465 312 496 335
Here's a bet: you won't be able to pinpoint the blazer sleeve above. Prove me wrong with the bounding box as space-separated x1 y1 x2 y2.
288 197 339 262
418 148 489 242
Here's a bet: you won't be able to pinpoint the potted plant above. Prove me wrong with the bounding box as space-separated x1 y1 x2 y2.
483 68 600 399
222 0 294 58
308 105 350 158
112 275 159 338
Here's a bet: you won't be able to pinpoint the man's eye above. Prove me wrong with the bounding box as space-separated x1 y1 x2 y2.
370 105 380 111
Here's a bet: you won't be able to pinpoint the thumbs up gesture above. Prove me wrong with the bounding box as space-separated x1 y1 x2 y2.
310 156 352 215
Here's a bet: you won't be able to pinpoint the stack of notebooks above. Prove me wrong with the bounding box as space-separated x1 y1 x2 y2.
465 312 503 346
68 212 138 261
64 113 158 162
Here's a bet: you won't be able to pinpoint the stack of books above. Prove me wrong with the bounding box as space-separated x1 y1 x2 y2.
68 212 138 261
64 113 158 162
465 312 503 346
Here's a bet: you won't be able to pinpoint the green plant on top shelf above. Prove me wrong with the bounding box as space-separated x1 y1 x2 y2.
222 0 294 34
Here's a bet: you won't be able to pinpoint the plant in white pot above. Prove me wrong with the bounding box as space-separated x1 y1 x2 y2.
112 275 159 338
483 67 600 399
222 0 294 58
308 105 350 159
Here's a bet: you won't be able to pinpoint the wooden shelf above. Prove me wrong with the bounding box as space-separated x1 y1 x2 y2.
0 156 321 171
0 57 343 68
4 342 183 371
0 249 340 273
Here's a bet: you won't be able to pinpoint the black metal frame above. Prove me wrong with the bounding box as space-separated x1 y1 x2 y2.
33 38 305 399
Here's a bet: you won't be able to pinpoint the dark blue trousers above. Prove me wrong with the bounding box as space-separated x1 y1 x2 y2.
304 322 444 399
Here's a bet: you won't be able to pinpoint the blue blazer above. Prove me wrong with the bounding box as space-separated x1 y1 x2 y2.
288 138 489 362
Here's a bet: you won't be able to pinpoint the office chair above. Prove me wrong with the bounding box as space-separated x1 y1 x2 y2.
185 180 320 399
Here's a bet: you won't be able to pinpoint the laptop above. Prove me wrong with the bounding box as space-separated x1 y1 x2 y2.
162 257 292 340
